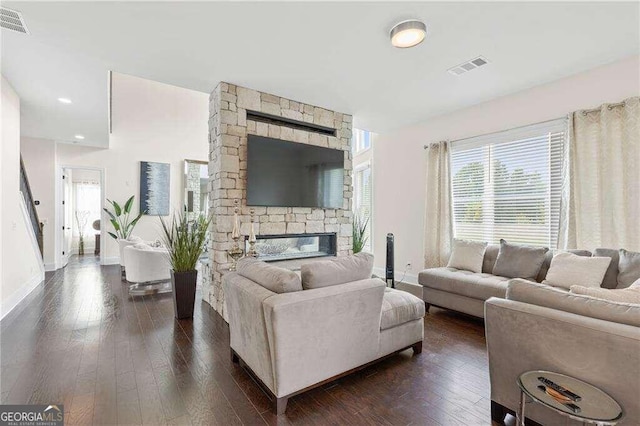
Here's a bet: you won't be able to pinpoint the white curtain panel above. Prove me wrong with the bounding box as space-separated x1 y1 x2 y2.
424 141 452 268
74 182 101 237
560 96 640 251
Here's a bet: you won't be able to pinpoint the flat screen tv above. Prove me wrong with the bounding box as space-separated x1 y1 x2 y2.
246 135 345 208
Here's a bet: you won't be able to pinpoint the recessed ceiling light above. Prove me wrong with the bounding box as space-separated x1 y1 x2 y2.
390 20 427 48
74 135 85 140
58 97 72 104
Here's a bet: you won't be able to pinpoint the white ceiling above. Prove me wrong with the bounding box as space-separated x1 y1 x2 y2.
2 1 639 148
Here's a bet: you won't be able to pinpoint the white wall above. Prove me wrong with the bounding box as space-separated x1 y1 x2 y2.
373 55 640 282
71 169 101 182
1 76 44 318
21 137 57 269
56 72 209 262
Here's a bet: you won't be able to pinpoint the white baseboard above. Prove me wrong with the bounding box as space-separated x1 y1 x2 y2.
1 271 44 321
101 256 120 266
44 263 57 272
373 267 419 285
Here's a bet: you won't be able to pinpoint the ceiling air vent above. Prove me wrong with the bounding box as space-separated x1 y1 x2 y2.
448 56 489 76
1 7 29 34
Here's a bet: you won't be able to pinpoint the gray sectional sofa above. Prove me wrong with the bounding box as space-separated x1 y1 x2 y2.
486 279 640 425
224 253 425 414
418 245 606 318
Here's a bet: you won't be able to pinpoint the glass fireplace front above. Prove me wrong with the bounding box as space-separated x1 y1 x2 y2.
246 232 337 262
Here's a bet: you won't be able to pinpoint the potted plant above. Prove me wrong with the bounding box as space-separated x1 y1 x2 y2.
352 213 370 254
160 212 212 319
103 195 144 240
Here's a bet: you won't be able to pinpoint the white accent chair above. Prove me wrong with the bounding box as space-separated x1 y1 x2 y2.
123 244 171 284
118 236 144 279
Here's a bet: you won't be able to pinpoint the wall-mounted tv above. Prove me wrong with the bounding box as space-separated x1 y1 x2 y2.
246 135 345 208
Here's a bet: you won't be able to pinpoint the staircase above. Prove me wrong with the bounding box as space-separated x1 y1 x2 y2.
19 156 43 257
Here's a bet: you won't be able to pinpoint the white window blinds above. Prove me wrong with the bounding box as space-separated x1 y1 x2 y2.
450 118 567 248
354 164 372 250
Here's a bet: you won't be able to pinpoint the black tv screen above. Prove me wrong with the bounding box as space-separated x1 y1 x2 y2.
247 135 345 208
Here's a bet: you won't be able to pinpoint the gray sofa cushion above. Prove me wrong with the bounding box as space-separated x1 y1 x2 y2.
592 248 620 289
506 279 640 327
301 252 374 290
236 258 302 293
419 267 510 301
536 249 592 283
482 245 500 273
492 239 549 281
380 288 426 330
618 249 640 289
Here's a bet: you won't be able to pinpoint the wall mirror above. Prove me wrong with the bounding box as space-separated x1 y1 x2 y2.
183 160 209 219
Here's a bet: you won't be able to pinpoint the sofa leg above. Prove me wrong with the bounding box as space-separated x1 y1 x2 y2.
491 400 506 424
275 397 288 415
412 341 423 355
230 349 239 364
424 303 430 314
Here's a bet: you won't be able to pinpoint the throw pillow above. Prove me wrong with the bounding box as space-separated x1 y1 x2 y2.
301 252 374 290
447 239 487 273
592 248 620 289
492 239 548 280
236 258 302 294
618 249 640 288
570 280 640 304
542 252 611 289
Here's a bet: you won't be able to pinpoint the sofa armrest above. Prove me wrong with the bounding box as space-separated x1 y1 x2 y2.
262 278 386 397
485 297 640 425
223 273 278 392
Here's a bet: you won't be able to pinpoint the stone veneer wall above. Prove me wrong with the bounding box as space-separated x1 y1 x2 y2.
205 82 353 320
185 162 201 221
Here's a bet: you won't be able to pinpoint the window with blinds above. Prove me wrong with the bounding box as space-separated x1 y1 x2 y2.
354 164 372 251
450 118 566 248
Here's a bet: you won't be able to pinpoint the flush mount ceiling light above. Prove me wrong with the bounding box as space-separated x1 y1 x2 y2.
74 134 85 140
390 19 426 48
58 97 72 104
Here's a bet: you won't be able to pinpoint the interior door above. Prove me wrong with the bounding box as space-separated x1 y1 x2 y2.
61 169 73 266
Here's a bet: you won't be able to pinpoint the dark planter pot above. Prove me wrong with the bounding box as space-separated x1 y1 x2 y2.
171 270 197 319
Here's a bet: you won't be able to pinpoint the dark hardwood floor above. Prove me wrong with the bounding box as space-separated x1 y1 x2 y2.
1 256 514 425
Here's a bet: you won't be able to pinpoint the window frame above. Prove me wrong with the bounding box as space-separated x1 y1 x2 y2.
353 160 373 252
448 118 567 248
353 128 372 155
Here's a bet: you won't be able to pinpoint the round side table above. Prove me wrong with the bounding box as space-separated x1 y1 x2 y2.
517 371 623 426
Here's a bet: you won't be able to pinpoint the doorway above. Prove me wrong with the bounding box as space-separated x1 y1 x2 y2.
59 167 104 268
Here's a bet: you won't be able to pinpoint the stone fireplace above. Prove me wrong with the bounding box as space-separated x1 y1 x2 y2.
204 82 353 320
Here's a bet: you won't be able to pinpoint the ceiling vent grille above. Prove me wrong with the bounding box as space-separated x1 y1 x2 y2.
1 7 29 34
448 56 489 76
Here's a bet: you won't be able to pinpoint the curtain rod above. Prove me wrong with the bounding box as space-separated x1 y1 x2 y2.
581 101 626 115
423 116 565 149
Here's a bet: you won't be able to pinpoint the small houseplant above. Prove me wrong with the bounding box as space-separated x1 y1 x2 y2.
352 214 370 254
103 195 144 240
160 212 211 319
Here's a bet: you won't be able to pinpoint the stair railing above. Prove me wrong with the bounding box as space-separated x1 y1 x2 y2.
19 156 44 257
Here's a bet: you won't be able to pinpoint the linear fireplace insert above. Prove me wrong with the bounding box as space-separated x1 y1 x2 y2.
245 232 337 262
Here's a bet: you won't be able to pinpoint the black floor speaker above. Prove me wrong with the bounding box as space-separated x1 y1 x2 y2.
386 233 394 288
